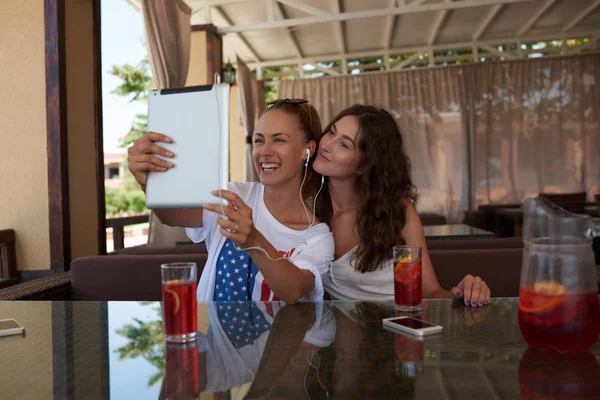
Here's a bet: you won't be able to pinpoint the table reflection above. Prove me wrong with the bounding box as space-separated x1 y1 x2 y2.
5 299 600 399
161 302 336 399
331 302 417 399
519 348 600 399
165 341 203 399
43 298 597 400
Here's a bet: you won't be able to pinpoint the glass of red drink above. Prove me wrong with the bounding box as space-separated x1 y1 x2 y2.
161 262 198 343
393 245 422 312
165 341 202 400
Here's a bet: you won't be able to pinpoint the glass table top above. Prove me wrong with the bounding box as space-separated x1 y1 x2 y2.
1 298 599 399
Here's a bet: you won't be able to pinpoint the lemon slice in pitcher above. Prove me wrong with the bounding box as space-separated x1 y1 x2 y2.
518 281 566 314
533 281 566 296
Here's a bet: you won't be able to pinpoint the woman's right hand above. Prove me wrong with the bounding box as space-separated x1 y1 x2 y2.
127 131 175 188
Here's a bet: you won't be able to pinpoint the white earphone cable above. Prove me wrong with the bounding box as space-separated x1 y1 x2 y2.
237 151 321 262
291 351 329 400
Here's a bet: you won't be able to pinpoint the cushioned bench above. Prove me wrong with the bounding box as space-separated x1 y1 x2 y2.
70 238 523 300
71 253 208 301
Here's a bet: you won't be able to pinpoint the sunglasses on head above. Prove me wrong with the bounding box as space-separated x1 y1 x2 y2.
266 98 309 107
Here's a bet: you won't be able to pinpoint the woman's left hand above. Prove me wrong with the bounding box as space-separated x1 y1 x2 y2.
451 275 490 307
202 190 258 248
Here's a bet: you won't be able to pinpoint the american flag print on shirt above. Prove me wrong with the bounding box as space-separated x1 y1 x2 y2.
215 301 281 348
213 239 296 302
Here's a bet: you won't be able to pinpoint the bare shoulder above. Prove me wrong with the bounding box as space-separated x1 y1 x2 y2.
402 199 421 224
400 199 424 241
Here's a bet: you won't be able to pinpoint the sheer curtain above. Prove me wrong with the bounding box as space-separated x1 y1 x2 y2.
237 56 260 182
280 54 600 222
466 55 600 206
141 0 193 246
280 67 470 222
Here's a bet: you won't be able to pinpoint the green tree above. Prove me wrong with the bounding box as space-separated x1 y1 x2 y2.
114 303 166 387
104 187 148 217
110 57 153 147
107 53 153 216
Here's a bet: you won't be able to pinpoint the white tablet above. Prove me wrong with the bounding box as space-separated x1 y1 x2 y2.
145 83 230 209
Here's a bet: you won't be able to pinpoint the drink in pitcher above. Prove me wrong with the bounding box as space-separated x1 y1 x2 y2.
161 263 198 343
393 245 422 312
518 197 600 353
518 282 600 353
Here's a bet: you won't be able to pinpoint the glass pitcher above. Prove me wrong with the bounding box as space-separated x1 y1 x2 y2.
518 197 600 353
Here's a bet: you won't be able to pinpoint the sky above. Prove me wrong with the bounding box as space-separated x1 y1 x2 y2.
108 302 163 399
101 0 149 154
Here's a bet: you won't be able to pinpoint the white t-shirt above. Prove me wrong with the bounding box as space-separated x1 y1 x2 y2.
186 182 334 302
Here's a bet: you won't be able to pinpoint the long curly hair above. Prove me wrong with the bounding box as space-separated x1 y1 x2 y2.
316 104 418 273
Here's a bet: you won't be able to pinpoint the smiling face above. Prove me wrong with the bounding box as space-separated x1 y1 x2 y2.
313 115 362 180
252 109 313 187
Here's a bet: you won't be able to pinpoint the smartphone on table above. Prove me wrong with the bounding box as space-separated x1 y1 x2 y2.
0 319 25 338
382 316 442 337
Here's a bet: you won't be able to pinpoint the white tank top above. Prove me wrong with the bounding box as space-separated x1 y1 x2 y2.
322 246 394 301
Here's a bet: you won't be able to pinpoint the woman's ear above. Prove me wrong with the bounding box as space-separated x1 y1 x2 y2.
307 140 317 160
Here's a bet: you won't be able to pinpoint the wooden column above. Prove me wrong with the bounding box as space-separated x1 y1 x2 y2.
45 0 71 272
43 0 105 273
189 24 223 85
93 0 107 256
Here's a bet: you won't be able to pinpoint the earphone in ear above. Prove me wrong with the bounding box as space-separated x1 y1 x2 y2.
305 148 311 166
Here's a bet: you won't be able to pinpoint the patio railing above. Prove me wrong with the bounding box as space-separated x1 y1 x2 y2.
106 215 149 252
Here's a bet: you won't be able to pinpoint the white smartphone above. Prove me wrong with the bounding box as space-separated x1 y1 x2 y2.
0 319 25 338
382 316 442 337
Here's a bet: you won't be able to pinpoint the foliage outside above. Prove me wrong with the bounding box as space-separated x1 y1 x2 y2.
106 55 152 217
105 187 148 217
114 302 165 388
110 57 153 147
261 38 595 84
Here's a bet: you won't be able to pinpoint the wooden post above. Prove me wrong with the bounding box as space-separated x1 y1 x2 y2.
0 229 18 288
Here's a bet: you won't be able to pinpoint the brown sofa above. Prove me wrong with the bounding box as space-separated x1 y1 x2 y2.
113 242 207 256
427 237 523 297
70 237 523 301
430 248 522 297
71 253 208 301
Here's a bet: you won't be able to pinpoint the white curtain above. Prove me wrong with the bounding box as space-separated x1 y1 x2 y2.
237 56 260 182
141 0 193 246
280 54 600 223
280 67 469 223
466 55 600 206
